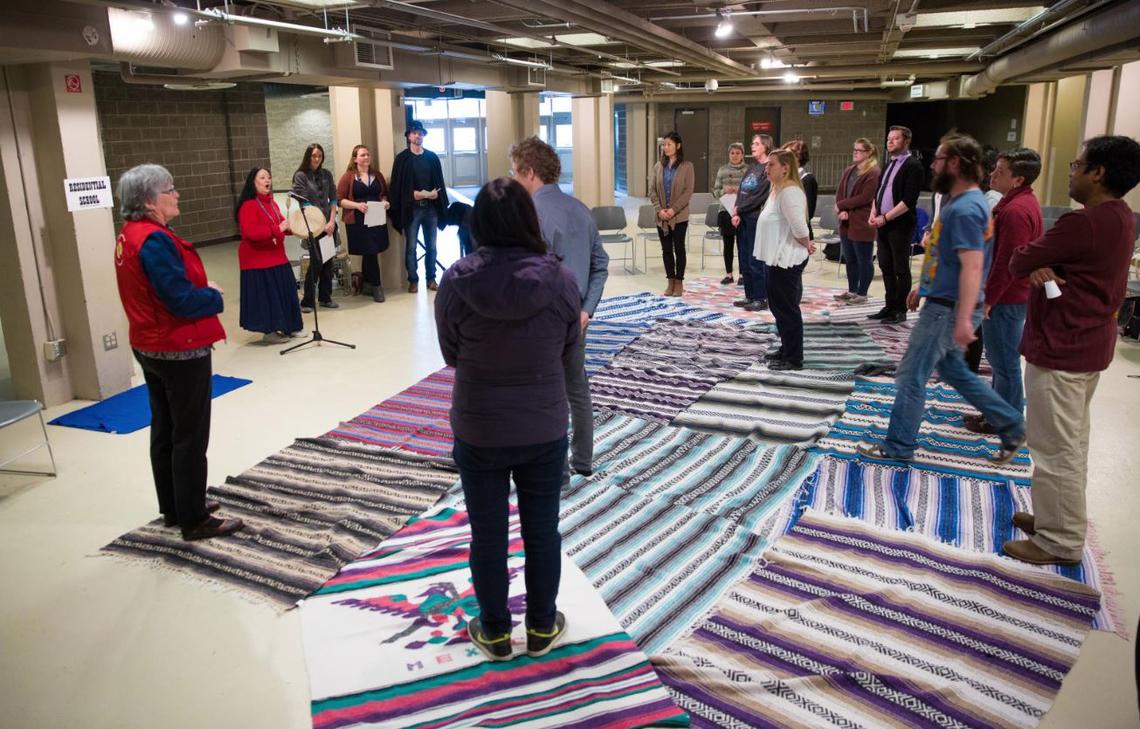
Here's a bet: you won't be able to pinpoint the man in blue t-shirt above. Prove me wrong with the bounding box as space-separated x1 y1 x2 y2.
859 133 1025 464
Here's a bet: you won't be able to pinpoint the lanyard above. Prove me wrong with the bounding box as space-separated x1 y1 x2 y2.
256 198 282 225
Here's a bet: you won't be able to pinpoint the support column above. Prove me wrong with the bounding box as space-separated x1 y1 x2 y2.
487 91 542 179
372 88 406 291
571 95 615 208
0 61 132 405
1110 61 1140 210
626 102 649 198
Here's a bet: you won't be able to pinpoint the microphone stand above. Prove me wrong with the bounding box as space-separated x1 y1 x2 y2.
282 197 355 355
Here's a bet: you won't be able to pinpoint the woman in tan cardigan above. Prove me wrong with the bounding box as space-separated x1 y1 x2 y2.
649 131 695 296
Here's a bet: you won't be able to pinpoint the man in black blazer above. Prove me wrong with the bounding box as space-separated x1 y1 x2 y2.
868 125 924 323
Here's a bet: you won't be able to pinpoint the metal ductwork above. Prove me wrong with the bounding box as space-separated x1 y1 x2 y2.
960 0 1140 97
106 7 225 71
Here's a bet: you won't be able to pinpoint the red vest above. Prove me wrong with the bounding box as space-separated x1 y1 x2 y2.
115 220 226 351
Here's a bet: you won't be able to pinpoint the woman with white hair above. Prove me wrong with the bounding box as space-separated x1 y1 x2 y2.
114 163 243 541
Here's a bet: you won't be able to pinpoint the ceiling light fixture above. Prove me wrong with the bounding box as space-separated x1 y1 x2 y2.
715 10 734 39
172 11 189 26
782 71 801 84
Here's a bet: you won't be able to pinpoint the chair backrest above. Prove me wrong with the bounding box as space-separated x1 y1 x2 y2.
816 194 836 215
636 204 658 229
817 204 839 231
688 192 715 216
1043 217 1058 231
704 203 723 227
592 205 629 233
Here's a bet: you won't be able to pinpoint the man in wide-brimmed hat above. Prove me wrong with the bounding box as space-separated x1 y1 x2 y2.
389 119 449 293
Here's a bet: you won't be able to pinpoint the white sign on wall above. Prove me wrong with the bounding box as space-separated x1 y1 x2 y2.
64 176 113 212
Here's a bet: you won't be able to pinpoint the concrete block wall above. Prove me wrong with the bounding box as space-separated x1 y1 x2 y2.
265 90 335 192
93 72 269 244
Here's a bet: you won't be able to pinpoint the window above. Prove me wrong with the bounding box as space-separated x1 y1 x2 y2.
452 126 477 153
421 126 448 154
555 124 573 149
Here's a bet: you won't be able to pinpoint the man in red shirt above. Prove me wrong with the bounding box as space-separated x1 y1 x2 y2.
964 148 1043 434
1003 135 1140 566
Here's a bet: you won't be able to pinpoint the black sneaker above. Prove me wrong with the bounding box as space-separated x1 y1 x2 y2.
526 611 567 657
467 617 513 661
732 298 752 308
763 349 784 361
867 308 892 320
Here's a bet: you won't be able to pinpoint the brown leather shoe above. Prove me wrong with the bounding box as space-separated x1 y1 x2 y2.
427 281 438 291
674 279 684 297
1011 511 1036 535
181 515 244 542
164 499 220 528
408 283 418 294
1002 538 1080 566
963 413 996 434
663 278 676 296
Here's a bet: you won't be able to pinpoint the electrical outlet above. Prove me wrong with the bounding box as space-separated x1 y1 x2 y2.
103 332 118 351
43 339 67 361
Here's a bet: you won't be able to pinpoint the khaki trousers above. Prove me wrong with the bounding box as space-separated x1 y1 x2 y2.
1025 362 1100 560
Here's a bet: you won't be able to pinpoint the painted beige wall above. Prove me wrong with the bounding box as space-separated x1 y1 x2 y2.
29 62 133 400
0 65 72 404
571 96 615 209
1039 75 1086 207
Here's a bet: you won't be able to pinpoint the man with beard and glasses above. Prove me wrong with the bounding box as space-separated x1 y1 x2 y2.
857 132 1025 466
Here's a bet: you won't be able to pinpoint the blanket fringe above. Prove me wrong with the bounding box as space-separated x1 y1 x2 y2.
1082 520 1130 640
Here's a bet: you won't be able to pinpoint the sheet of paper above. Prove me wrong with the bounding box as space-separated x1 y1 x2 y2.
363 204 386 227
719 193 737 215
318 235 337 264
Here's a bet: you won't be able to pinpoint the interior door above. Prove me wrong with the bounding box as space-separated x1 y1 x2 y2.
673 107 709 193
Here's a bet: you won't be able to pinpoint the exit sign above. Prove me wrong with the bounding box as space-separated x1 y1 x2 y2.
839 100 855 111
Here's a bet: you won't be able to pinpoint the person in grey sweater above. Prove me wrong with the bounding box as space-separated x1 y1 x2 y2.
509 136 609 477
731 134 773 310
713 143 749 284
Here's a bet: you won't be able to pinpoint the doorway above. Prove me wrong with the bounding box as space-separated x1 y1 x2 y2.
404 97 488 189
673 108 709 193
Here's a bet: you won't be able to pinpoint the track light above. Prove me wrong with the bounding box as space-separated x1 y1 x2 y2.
715 10 733 38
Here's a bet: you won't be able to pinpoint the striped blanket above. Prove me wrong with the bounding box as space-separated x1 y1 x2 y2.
101 438 456 608
586 321 652 376
681 277 886 323
793 457 1123 633
764 320 891 370
301 507 688 729
863 318 993 378
562 414 817 653
812 379 1033 485
329 368 455 460
591 320 774 423
672 363 851 445
593 292 745 325
657 510 1101 729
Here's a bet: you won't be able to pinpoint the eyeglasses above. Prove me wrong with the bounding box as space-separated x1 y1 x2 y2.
933 155 949 162
160 186 177 195
1069 160 1087 172
853 147 869 153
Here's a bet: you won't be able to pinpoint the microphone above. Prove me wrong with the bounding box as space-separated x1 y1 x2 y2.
289 192 309 203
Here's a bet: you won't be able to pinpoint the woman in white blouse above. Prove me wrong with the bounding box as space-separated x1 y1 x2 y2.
755 148 816 371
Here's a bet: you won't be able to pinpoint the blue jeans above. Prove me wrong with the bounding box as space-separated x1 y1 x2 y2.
840 234 874 296
884 300 1024 458
737 214 767 302
981 302 1027 413
405 206 438 284
454 435 567 636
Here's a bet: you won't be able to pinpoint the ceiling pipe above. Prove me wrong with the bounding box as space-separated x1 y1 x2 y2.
966 0 1097 61
649 5 870 33
960 0 1140 97
659 62 983 83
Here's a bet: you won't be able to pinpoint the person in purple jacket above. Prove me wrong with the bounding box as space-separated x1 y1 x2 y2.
434 177 581 662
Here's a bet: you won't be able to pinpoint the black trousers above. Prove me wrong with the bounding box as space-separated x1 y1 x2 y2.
768 260 807 365
135 351 213 529
360 252 382 287
718 210 736 274
302 256 333 306
658 222 689 280
876 222 915 314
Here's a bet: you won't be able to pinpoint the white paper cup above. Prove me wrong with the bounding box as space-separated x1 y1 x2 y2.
1044 280 1062 299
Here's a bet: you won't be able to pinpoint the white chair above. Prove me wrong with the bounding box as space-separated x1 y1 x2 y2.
0 400 57 477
